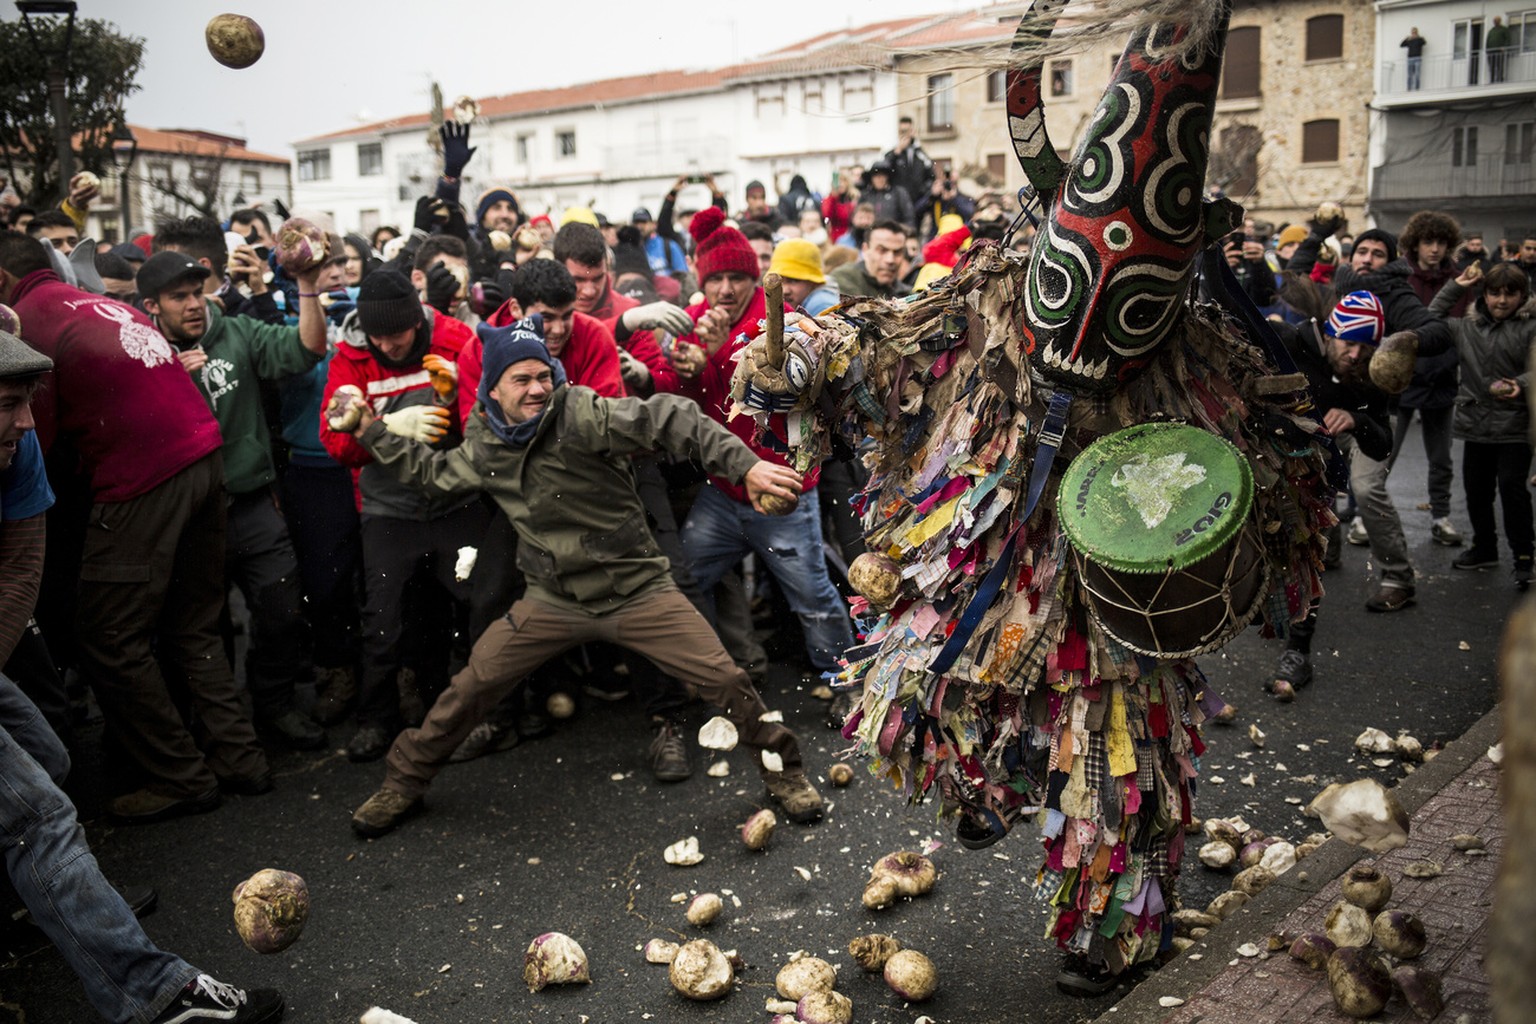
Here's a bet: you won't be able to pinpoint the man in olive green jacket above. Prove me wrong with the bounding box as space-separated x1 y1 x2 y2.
341 317 825 837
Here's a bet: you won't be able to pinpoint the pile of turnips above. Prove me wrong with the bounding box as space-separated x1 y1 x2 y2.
1286 864 1444 1020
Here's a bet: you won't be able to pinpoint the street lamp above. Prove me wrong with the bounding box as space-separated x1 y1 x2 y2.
17 0 79 198
111 120 137 240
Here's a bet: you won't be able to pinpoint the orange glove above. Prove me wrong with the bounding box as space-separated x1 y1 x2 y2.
422 353 458 398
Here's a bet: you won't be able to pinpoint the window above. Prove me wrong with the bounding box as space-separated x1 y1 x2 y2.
516 133 533 163
1050 60 1074 97
1216 124 1262 197
986 153 1007 183
240 169 260 194
359 209 380 235
804 80 823 113
927 73 955 132
1518 11 1536 52
987 69 1006 104
1301 119 1339 163
1305 14 1344 61
297 148 331 181
147 160 172 189
1222 26 1261 98
1507 122 1535 164
556 130 576 158
756 84 786 120
1452 125 1479 167
842 77 874 114
357 142 383 177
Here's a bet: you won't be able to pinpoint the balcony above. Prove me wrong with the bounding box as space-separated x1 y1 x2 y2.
1372 153 1536 205
1378 49 1536 105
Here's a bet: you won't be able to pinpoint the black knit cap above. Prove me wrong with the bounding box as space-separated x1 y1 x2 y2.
356 268 424 336
612 225 652 282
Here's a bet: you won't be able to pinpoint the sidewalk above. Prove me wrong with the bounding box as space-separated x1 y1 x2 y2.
1099 706 1502 1024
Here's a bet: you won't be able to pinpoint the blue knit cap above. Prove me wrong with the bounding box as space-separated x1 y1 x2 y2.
475 315 566 409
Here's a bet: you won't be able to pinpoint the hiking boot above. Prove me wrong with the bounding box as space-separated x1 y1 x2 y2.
107 787 221 825
764 770 824 824
825 689 857 730
311 666 356 726
1365 585 1415 613
447 720 518 763
1431 517 1464 547
648 718 693 783
1347 516 1369 546
1517 556 1534 591
1453 548 1500 571
1056 954 1118 997
150 974 283 1024
258 709 326 752
351 788 423 839
346 723 394 763
1268 648 1313 703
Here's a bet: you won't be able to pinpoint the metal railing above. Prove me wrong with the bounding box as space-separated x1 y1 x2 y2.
1372 152 1536 201
1380 49 1536 97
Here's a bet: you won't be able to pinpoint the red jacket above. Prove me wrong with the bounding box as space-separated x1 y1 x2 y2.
588 284 681 395
675 288 817 504
822 192 854 242
464 303 623 419
9 269 220 502
320 307 476 518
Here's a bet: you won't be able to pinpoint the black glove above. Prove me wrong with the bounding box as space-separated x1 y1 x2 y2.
440 122 476 179
471 277 505 318
414 196 447 234
425 264 459 314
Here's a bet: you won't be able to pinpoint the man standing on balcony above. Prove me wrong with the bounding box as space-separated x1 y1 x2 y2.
1401 27 1425 90
1488 17 1513 84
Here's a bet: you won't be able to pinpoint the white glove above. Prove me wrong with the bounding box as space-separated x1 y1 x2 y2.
382 404 451 443
622 301 694 338
619 348 652 390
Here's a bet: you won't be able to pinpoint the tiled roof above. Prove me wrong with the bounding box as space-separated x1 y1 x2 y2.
293 7 1029 146
128 125 289 165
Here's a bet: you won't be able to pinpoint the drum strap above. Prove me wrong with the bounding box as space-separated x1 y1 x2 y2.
929 389 1073 676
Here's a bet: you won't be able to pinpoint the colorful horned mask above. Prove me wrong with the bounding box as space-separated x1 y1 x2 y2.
1008 0 1231 393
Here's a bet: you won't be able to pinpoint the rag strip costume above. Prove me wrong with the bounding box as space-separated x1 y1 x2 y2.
725 0 1336 978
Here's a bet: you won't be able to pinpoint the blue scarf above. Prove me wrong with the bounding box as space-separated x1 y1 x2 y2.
476 316 567 447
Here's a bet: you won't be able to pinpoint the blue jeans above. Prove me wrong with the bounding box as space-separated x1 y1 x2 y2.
1406 56 1421 90
681 485 854 672
0 673 196 1023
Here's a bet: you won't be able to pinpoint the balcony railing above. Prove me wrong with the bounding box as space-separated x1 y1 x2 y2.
1379 49 1536 98
1372 152 1536 202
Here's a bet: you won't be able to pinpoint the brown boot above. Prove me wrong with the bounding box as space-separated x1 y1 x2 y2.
351 788 423 838
312 666 356 726
764 771 824 824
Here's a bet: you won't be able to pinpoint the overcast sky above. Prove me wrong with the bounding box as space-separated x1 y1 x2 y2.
48 0 970 157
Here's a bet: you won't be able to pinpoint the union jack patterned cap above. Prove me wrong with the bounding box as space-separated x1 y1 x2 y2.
1326 291 1386 347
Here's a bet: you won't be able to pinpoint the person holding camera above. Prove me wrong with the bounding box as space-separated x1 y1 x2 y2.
920 172 975 242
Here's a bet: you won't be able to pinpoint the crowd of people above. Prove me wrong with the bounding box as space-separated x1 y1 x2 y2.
1 103 1535 1020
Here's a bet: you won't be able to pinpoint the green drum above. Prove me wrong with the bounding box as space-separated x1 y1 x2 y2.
1058 422 1268 658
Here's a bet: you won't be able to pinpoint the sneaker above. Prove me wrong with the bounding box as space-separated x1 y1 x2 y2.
1517 556 1534 591
1453 549 1500 571
1365 586 1416 613
1056 954 1118 997
107 787 221 825
351 788 423 839
1268 648 1313 703
648 718 693 783
1431 517 1464 547
346 723 394 763
1347 516 1369 546
764 770 824 824
311 667 356 726
150 974 283 1024
257 709 327 752
447 720 519 763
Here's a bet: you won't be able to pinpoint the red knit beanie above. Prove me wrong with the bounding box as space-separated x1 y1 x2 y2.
690 207 759 283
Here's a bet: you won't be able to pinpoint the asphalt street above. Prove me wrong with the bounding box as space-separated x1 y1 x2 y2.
0 424 1520 1024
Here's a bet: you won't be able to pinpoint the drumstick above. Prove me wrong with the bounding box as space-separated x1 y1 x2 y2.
763 272 784 369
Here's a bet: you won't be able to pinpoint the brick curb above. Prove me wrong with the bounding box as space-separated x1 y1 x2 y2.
1093 703 1504 1024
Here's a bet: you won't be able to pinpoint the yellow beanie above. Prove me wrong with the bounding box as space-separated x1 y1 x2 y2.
559 206 600 227
768 238 825 284
1277 224 1309 248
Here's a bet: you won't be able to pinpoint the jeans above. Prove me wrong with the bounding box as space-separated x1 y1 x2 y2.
1390 406 1454 519
1340 432 1415 589
1406 56 1421 90
1462 440 1535 560
0 673 196 1023
681 485 854 672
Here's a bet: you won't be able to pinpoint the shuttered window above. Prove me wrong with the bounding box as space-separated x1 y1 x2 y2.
1306 15 1344 61
1223 26 1261 98
1301 119 1340 163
